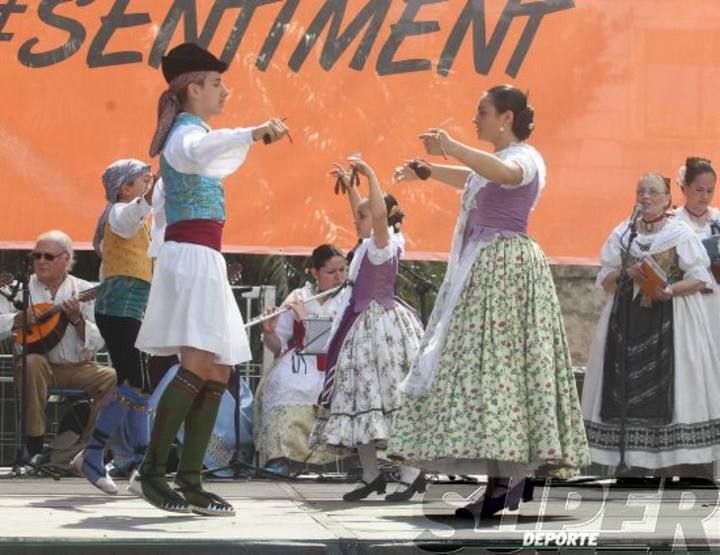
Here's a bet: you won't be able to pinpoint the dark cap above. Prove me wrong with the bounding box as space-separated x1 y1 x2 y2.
161 42 228 83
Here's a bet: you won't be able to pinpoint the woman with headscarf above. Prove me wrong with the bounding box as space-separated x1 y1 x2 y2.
130 43 288 516
75 159 155 494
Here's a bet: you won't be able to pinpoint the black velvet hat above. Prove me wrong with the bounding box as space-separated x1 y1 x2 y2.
161 42 228 83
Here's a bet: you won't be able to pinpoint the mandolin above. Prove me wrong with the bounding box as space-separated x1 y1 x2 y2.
14 286 99 355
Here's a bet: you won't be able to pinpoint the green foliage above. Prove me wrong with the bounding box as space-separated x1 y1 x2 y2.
0 249 448 361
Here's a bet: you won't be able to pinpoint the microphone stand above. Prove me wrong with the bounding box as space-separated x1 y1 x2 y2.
228 366 252 480
614 214 640 477
12 270 29 474
399 262 437 326
11 265 59 479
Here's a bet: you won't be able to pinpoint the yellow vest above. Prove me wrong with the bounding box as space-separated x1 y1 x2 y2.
102 221 152 283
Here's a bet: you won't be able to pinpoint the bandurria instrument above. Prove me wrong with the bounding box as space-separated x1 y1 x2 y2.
14 286 99 354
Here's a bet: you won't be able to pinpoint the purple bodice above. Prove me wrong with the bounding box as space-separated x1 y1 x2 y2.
462 177 539 249
318 248 401 406
349 250 399 313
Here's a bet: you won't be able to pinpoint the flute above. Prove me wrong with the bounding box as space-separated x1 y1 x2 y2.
244 281 349 329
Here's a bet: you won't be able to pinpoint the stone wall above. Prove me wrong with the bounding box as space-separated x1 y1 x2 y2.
550 264 606 367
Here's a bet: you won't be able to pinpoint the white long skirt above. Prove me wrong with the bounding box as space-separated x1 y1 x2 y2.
136 241 251 365
700 285 720 346
582 292 720 468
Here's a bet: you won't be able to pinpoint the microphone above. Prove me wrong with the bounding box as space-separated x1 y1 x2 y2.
629 203 644 231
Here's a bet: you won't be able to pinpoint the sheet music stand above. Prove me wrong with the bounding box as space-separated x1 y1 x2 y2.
298 316 333 356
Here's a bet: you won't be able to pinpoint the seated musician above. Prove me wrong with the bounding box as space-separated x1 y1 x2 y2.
256 244 346 474
0 230 116 462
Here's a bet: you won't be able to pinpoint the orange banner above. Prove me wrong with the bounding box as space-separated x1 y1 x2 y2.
0 0 716 262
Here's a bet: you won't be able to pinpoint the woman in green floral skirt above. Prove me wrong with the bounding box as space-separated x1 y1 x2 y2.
388 85 590 519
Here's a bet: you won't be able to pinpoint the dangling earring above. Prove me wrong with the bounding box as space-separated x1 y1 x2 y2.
499 126 505 133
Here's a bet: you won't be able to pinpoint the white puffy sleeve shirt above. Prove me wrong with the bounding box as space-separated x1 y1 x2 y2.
162 116 254 178
595 219 713 290
0 274 105 363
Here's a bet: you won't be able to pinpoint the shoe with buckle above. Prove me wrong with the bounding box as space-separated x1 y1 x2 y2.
343 473 386 501
385 473 427 502
478 477 532 519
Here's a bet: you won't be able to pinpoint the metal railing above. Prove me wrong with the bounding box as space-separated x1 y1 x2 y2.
0 285 278 467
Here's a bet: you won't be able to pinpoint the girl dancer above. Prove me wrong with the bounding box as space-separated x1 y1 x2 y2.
310 155 425 502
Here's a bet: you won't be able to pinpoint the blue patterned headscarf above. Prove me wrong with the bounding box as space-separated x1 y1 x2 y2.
93 159 151 256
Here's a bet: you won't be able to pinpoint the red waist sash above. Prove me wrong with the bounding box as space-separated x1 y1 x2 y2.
165 219 224 252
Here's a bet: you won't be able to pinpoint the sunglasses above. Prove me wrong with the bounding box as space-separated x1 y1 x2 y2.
32 251 66 262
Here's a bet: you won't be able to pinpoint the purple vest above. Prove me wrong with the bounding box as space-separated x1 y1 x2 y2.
320 248 400 393
462 177 539 248
349 250 398 313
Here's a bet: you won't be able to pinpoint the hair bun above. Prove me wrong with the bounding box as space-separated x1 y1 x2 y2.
682 156 716 186
388 205 405 227
686 156 711 167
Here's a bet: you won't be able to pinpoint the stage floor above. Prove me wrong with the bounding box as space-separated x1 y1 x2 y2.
0 473 718 554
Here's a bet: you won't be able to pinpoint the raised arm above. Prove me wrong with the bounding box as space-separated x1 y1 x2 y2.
108 198 152 239
393 160 471 190
349 155 389 249
420 129 524 186
167 118 289 175
329 163 362 220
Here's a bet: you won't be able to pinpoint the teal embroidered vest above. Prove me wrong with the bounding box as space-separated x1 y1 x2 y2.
160 113 225 225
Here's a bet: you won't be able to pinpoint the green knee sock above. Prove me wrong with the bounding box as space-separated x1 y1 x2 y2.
176 380 225 500
142 367 205 478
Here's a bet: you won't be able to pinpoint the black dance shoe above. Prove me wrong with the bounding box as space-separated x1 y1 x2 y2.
454 476 497 519
343 473 387 501
385 473 427 502
174 473 236 517
455 477 534 519
478 477 533 519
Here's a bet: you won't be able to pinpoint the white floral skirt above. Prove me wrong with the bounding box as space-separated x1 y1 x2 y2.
388 236 590 476
309 301 423 450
